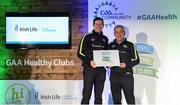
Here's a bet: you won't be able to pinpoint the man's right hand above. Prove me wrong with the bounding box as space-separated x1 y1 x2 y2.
119 63 126 68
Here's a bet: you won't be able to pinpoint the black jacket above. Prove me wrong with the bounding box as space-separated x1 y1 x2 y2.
77 30 108 67
108 38 140 73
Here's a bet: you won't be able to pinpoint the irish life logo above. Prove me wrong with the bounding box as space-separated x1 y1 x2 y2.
14 25 38 32
5 83 31 105
15 25 18 32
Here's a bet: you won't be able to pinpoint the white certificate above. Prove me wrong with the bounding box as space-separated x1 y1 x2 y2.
93 50 120 67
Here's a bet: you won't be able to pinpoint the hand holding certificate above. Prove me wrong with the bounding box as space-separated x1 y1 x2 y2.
93 50 120 67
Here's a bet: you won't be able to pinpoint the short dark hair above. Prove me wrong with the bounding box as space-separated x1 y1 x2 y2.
114 25 124 31
93 17 104 25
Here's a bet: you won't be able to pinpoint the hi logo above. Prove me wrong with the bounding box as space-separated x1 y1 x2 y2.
5 83 31 105
93 1 131 27
94 1 118 27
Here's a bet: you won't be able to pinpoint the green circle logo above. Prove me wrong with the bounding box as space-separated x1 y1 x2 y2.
5 83 31 105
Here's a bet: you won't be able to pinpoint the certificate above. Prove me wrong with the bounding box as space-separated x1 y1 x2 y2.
93 50 120 67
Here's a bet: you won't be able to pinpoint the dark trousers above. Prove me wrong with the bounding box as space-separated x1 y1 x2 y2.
110 72 135 105
81 66 106 104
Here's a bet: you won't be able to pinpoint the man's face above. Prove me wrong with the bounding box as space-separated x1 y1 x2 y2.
114 27 125 42
93 20 104 33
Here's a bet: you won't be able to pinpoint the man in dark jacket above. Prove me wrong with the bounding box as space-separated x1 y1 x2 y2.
108 25 140 105
77 17 108 104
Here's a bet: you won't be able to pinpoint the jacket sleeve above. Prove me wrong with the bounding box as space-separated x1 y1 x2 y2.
77 35 92 65
105 38 109 50
126 43 140 68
